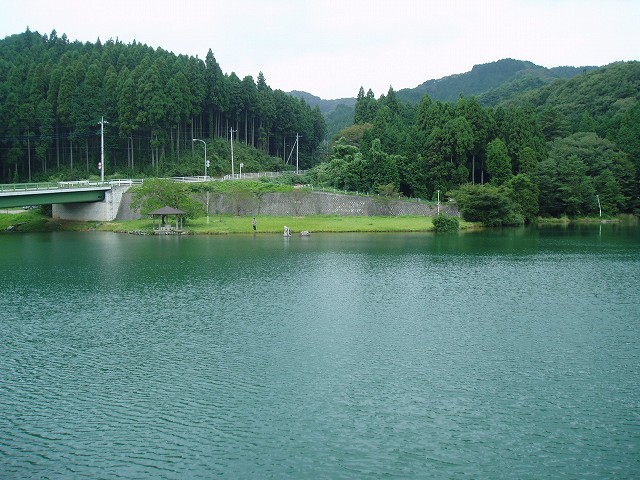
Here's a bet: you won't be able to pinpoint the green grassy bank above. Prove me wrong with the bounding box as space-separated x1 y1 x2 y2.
3 209 633 235
1 209 478 234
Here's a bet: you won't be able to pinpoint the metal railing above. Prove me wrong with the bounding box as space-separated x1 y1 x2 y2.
109 179 144 186
0 181 112 193
222 170 307 181
0 171 307 193
0 180 149 195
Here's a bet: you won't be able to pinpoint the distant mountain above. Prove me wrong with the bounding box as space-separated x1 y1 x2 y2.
289 58 599 139
475 63 598 106
288 90 356 115
288 91 356 141
396 58 597 105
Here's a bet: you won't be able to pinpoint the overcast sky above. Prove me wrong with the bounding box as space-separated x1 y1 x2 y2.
1 0 638 99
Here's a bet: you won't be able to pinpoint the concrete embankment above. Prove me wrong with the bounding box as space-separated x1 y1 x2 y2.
50 186 458 222
115 190 458 220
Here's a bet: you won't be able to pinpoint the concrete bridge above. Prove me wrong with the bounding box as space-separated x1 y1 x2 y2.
0 173 297 221
0 180 139 221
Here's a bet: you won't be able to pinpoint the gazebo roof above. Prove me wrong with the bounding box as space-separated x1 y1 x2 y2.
148 206 186 216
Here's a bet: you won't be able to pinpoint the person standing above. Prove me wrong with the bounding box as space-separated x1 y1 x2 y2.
252 217 257 231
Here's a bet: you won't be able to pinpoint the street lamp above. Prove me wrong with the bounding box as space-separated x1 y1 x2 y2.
193 138 210 223
192 138 208 179
99 116 108 182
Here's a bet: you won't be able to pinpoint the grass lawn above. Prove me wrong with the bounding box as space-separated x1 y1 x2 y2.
1 210 477 234
101 215 445 234
185 215 441 234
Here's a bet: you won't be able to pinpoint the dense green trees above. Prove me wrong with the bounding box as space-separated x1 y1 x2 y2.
2 29 638 222
316 61 639 221
0 29 326 182
485 139 512 185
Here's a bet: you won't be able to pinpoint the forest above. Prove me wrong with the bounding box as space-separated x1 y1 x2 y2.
1 29 639 220
312 61 640 220
0 29 326 182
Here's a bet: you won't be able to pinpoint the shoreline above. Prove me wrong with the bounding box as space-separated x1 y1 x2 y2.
2 210 634 235
1 211 469 234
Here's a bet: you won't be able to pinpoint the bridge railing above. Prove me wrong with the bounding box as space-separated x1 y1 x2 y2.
0 180 146 193
0 181 109 192
1 172 306 193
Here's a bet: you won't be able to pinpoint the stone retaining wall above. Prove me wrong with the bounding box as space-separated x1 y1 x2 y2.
116 190 458 220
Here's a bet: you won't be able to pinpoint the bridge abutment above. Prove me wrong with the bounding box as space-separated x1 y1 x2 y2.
52 185 130 222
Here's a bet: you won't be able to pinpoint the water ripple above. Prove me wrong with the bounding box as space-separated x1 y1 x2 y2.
1 229 639 478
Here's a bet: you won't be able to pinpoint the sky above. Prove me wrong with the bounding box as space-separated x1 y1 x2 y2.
1 0 638 100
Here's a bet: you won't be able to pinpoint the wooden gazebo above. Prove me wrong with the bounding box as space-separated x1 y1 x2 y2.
149 206 186 234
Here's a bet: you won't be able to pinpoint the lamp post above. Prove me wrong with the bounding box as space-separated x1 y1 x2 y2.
193 138 209 223
192 138 208 179
99 116 108 182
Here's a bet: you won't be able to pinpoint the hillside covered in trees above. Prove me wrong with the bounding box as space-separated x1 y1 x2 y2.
310 61 639 220
397 58 597 105
0 29 326 183
292 59 598 140
1 28 638 221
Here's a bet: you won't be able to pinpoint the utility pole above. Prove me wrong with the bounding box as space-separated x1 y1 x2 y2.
296 132 299 174
99 117 108 182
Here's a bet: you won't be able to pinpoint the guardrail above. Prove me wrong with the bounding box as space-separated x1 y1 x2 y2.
0 172 307 193
222 170 307 181
109 179 144 186
0 181 109 193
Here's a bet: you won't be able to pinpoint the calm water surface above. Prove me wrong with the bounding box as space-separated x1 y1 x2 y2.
1 225 639 478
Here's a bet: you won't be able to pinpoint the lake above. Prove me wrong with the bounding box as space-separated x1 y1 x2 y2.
1 224 639 478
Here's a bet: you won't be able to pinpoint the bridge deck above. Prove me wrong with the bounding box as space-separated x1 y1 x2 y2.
0 182 112 208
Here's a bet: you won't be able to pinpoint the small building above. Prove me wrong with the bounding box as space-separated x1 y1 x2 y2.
149 206 186 234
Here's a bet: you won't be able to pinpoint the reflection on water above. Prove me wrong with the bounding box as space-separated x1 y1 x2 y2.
1 225 639 478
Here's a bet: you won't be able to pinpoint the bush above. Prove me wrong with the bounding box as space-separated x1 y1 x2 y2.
448 183 518 227
433 213 459 232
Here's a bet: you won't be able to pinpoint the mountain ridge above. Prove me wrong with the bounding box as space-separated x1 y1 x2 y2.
288 58 600 139
290 58 597 107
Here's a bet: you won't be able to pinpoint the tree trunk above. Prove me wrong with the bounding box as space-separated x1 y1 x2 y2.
56 122 60 168
26 133 31 181
244 109 248 145
472 153 475 185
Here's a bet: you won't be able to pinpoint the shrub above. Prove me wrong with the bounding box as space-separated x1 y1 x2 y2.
433 213 459 232
448 183 517 227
